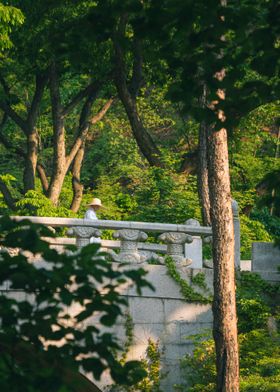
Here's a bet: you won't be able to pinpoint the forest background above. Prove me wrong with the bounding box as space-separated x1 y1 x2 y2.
0 1 279 260
0 1 280 391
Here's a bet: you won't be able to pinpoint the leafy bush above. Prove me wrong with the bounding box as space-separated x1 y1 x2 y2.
240 215 272 259
176 272 280 391
0 216 153 391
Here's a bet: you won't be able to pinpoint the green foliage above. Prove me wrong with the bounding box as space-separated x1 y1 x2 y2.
237 272 280 333
0 2 24 51
15 190 77 217
113 339 163 392
0 216 154 391
176 272 280 391
191 272 208 291
177 329 280 392
239 215 272 259
135 339 163 392
119 312 134 365
251 208 280 238
165 256 211 304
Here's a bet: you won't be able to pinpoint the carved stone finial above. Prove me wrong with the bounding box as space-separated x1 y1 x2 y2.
159 232 193 264
71 226 101 248
110 229 148 264
185 218 201 227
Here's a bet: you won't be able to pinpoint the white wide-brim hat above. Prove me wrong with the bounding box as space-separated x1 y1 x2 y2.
88 198 103 207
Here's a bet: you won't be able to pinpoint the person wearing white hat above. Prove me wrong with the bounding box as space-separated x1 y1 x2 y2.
84 198 103 244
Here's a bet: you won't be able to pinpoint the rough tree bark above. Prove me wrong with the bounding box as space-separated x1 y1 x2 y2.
198 121 211 226
113 24 163 167
206 0 240 388
207 125 239 392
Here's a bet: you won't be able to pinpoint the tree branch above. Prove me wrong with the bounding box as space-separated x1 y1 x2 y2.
0 100 27 133
0 114 26 157
0 179 16 210
27 72 49 126
36 163 49 195
62 81 101 118
66 97 114 167
113 26 163 167
90 97 114 125
0 76 28 132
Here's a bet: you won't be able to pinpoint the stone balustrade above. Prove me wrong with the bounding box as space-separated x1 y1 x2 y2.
9 215 214 267
7 201 242 268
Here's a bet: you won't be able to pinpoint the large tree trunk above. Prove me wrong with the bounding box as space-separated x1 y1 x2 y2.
198 121 211 226
207 126 239 392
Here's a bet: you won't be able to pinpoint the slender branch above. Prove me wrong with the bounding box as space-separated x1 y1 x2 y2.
90 97 114 125
36 163 49 194
66 97 114 167
27 72 49 126
0 114 26 157
62 81 101 118
0 179 16 210
113 24 163 167
0 76 27 132
0 100 27 132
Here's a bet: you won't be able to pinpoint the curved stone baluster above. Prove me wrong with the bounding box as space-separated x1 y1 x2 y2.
71 226 101 248
159 232 193 264
109 229 148 263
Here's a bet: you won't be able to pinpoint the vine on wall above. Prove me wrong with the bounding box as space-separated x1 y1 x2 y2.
165 257 212 304
112 314 164 392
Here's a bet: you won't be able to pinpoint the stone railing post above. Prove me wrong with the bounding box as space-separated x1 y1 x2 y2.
70 227 101 248
159 232 193 265
109 229 148 263
184 219 203 268
232 199 240 269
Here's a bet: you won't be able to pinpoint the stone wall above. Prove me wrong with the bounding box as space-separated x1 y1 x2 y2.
94 264 214 391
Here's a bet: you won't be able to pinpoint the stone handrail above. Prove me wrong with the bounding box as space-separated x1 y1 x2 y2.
8 216 213 267
10 216 212 235
7 208 240 268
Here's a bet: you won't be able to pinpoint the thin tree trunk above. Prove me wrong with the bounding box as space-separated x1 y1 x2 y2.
36 163 49 195
70 142 85 212
23 128 39 193
0 179 16 210
207 126 239 392
113 30 163 167
47 63 67 205
0 73 48 194
47 64 112 206
117 88 162 167
198 121 211 226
